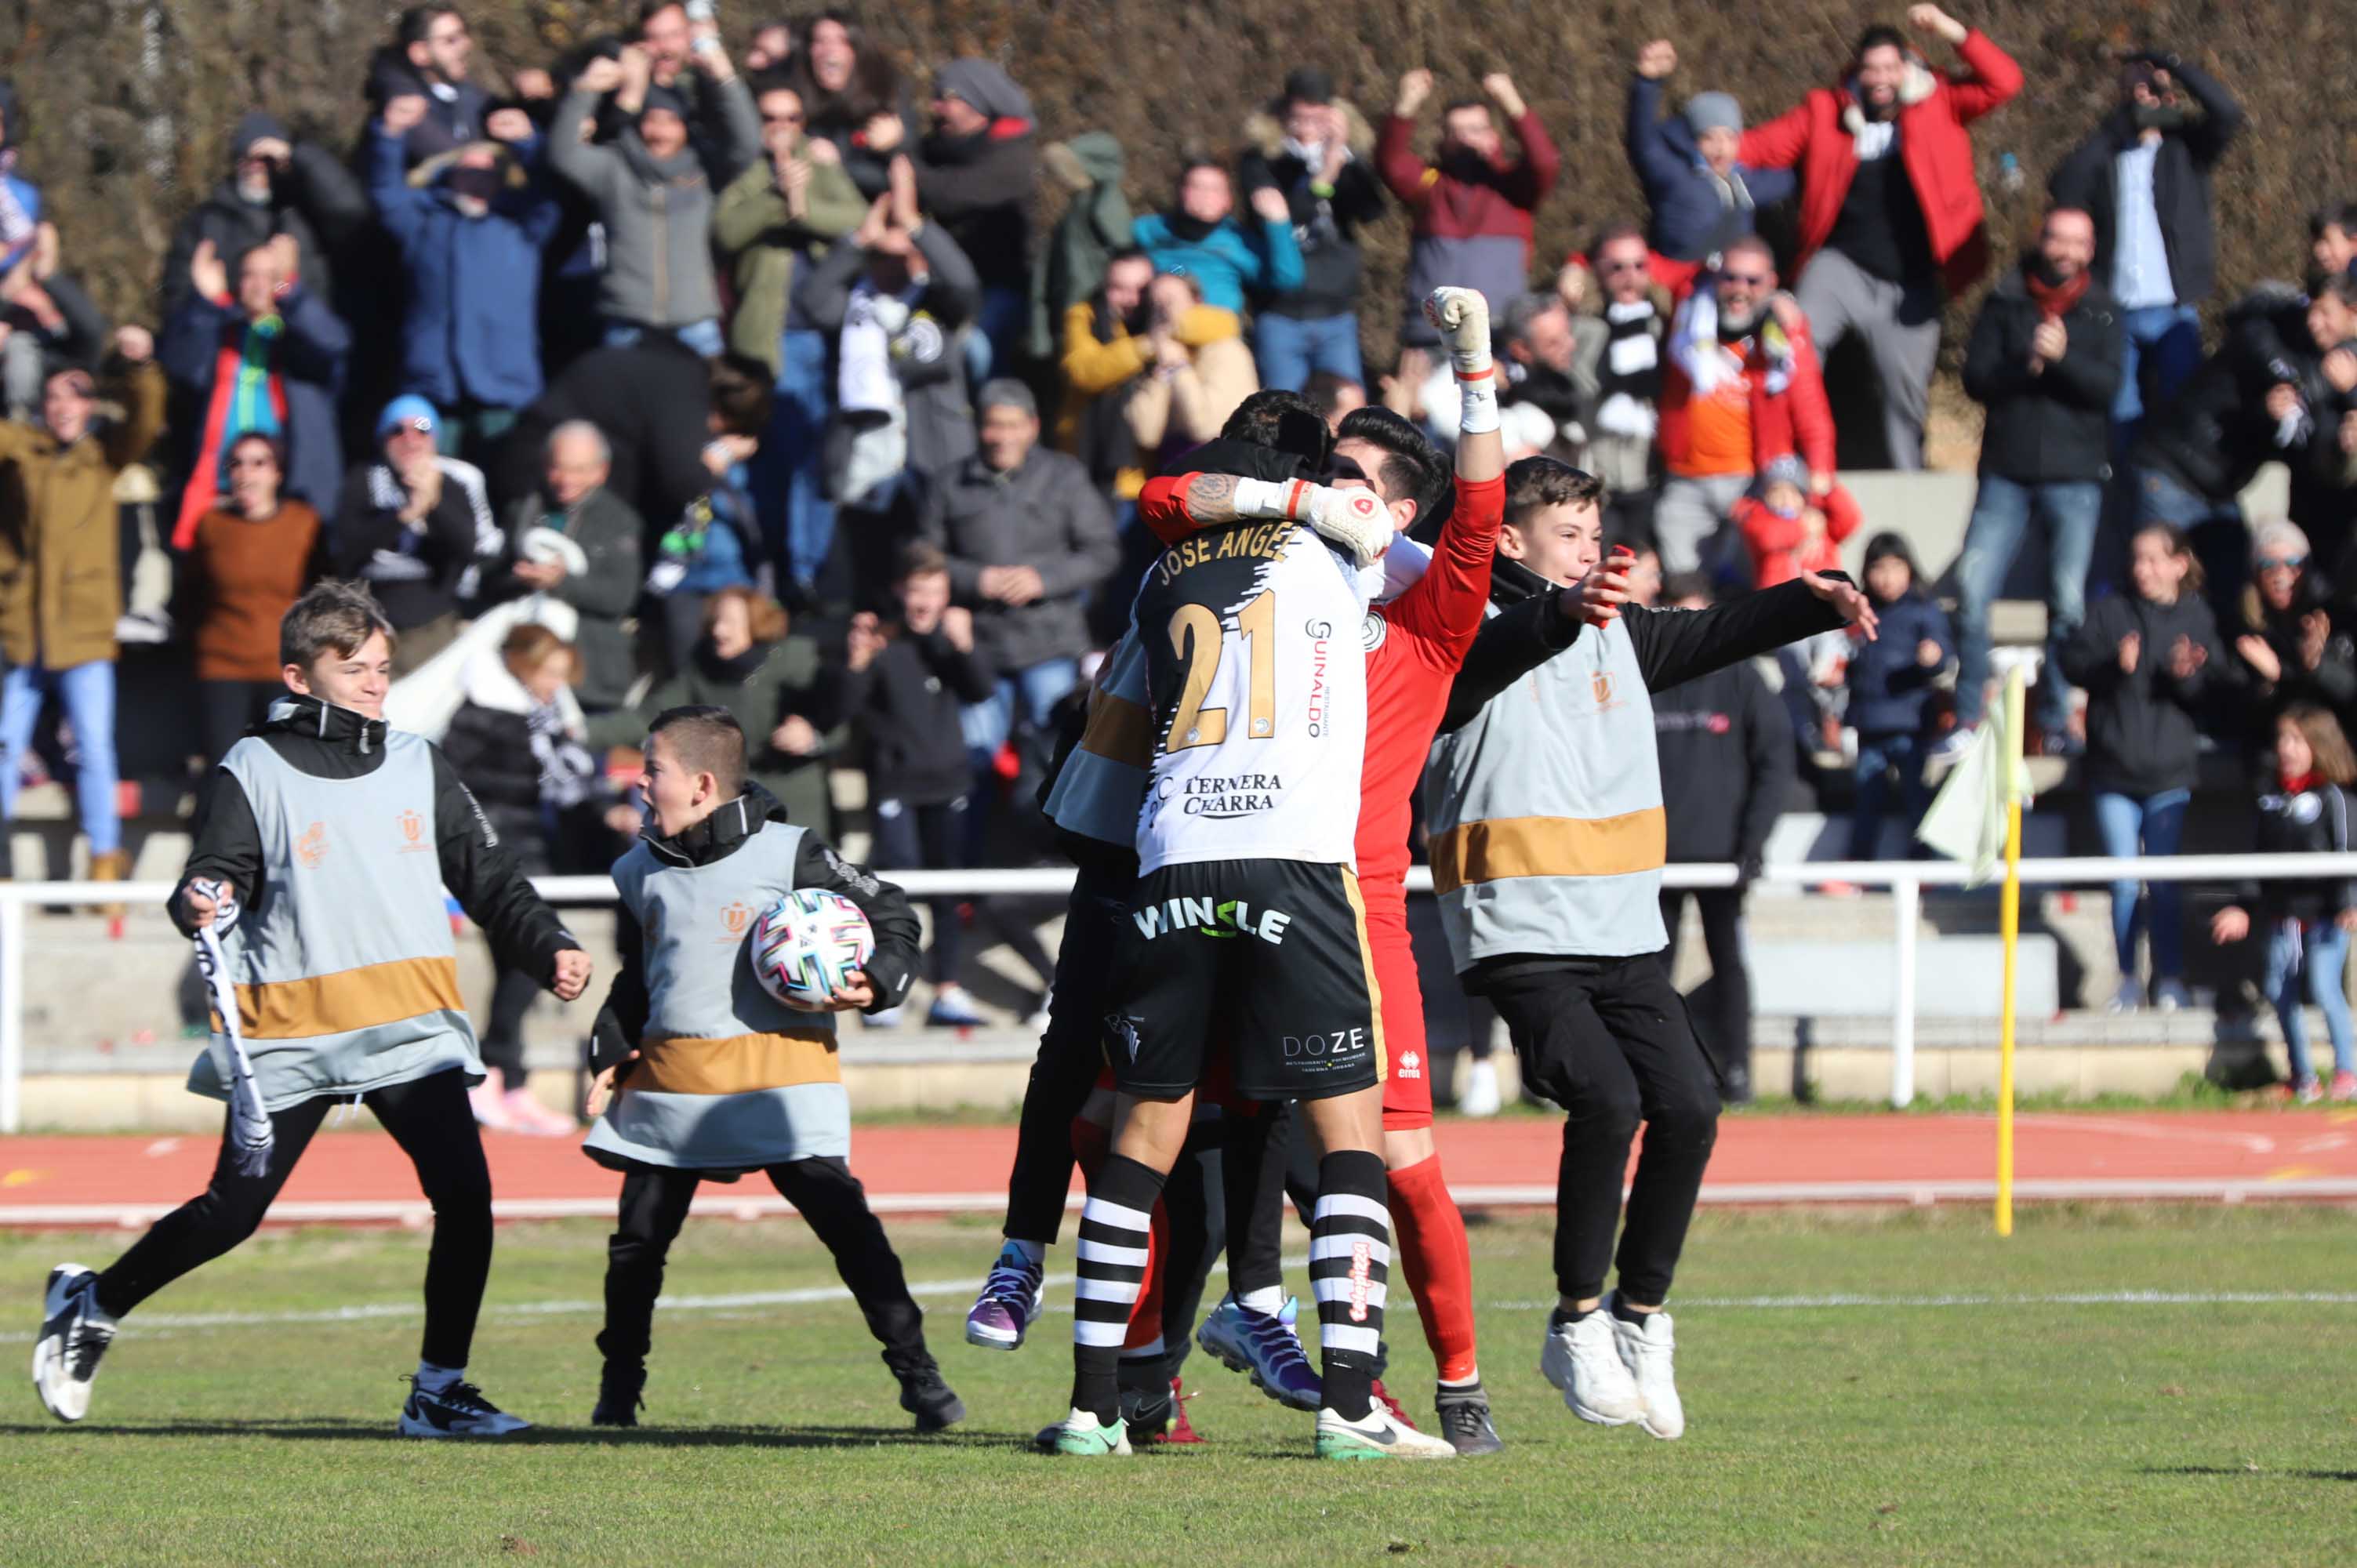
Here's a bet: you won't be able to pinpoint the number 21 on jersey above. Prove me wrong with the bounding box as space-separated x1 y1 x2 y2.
1166 590 1277 750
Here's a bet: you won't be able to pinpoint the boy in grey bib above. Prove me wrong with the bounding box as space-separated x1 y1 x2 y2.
582 703 963 1432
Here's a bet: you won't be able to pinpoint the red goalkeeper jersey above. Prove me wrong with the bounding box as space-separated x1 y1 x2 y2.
1135 471 1505 893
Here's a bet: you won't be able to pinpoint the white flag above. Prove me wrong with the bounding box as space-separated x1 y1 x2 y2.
1916 705 2034 888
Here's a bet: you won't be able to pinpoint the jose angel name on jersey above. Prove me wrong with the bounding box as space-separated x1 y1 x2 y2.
1132 519 1368 873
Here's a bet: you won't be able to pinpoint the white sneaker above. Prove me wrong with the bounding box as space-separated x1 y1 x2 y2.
1612 1308 1684 1440
1458 1059 1502 1118
861 1006 904 1030
398 1376 532 1437
1315 1402 1458 1460
33 1264 116 1423
1539 1311 1642 1426
2108 977 2146 1014
468 1073 516 1131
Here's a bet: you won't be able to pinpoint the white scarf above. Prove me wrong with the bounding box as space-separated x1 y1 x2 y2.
838 284 912 415
190 880 273 1178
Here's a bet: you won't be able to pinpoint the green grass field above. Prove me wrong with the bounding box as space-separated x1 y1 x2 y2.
2 1206 2353 1566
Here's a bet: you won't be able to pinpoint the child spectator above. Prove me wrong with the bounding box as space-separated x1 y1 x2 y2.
1841 533 1952 870
1735 456 1862 754
2060 523 2224 1012
841 543 998 1028
2210 705 2357 1103
441 624 602 1136
581 703 962 1430
1731 456 1861 590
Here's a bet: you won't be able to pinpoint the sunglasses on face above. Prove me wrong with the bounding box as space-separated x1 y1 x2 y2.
1721 271 1770 287
387 419 434 437
2260 555 2308 571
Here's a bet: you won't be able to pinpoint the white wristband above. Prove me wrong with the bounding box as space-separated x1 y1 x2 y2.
1231 477 1304 521
1457 373 1500 436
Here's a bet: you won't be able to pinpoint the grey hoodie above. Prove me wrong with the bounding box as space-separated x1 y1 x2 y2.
547 81 759 328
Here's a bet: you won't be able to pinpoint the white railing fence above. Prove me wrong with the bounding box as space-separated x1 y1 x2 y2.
7 851 2356 1131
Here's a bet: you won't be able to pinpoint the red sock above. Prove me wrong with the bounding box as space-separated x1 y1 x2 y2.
1124 1200 1169 1349
1389 1153 1479 1384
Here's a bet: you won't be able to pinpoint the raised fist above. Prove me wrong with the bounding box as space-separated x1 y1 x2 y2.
1423 285 1494 376
382 93 430 136
1636 41 1677 79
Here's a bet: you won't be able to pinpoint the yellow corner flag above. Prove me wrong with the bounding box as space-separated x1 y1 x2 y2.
1916 667 2032 1235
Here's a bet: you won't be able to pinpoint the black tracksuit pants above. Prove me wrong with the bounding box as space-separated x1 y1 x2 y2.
1658 887 1753 1082
96 1069 493 1368
1484 955 1721 1305
597 1157 928 1371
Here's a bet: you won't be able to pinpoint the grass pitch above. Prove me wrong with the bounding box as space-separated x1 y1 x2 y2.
2 1204 2353 1566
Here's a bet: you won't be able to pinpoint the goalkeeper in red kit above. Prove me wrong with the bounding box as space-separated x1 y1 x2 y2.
1135 286 1509 1453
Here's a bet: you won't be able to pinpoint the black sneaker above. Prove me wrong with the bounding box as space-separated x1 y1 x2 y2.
591 1362 646 1428
398 1376 531 1438
1435 1382 1505 1456
33 1265 116 1423
888 1352 966 1433
1119 1377 1174 1449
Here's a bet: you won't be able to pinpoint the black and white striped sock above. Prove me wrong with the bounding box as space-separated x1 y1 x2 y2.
1309 1149 1390 1423
1070 1153 1163 1426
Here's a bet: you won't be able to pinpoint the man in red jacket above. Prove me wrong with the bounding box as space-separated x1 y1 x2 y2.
1739 5 2021 470
1654 238 1836 577
1378 70 1560 350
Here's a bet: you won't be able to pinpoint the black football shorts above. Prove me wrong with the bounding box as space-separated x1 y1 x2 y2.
1101 858 1385 1102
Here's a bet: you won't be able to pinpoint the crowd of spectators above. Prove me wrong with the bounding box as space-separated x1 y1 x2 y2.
7 5 2357 1053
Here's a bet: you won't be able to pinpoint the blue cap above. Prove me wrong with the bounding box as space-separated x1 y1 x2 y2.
377 394 440 437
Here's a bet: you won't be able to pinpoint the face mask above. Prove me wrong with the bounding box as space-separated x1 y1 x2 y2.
447 165 499 206
2132 103 2188 132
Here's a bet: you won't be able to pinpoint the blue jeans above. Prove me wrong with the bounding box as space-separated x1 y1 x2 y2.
964 286 1026 387
2092 788 2189 985
604 317 725 358
1850 732 1932 861
1253 312 1364 392
1954 474 2102 731
748 327 837 593
960 657 1082 768
2112 303 2203 430
2264 920 2355 1085
0 661 120 854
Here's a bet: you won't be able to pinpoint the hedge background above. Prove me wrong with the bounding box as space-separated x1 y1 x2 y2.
7 1 2354 390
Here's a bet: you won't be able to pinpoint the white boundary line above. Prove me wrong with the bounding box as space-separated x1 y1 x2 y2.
7 1269 2355 1345
8 1174 2357 1229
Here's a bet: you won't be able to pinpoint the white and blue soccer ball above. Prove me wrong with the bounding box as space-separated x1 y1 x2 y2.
752 890 876 1008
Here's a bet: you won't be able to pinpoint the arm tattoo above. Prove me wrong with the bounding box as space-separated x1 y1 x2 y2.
1182 472 1244 523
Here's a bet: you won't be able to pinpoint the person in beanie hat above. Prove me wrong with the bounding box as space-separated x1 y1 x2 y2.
2232 517 2357 756
912 58 1039 380
547 40 757 356
326 394 499 669
158 108 370 321
1625 41 1796 266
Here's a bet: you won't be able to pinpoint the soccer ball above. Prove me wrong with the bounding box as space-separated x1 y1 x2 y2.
751 891 876 1009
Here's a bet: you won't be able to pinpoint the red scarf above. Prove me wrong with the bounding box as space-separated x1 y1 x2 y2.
2023 262 2091 321
2281 768 2319 797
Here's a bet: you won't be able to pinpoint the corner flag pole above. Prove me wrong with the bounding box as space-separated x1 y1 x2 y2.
1994 664 2028 1237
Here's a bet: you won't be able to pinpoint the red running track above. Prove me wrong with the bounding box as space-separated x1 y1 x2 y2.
5 1108 2356 1228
